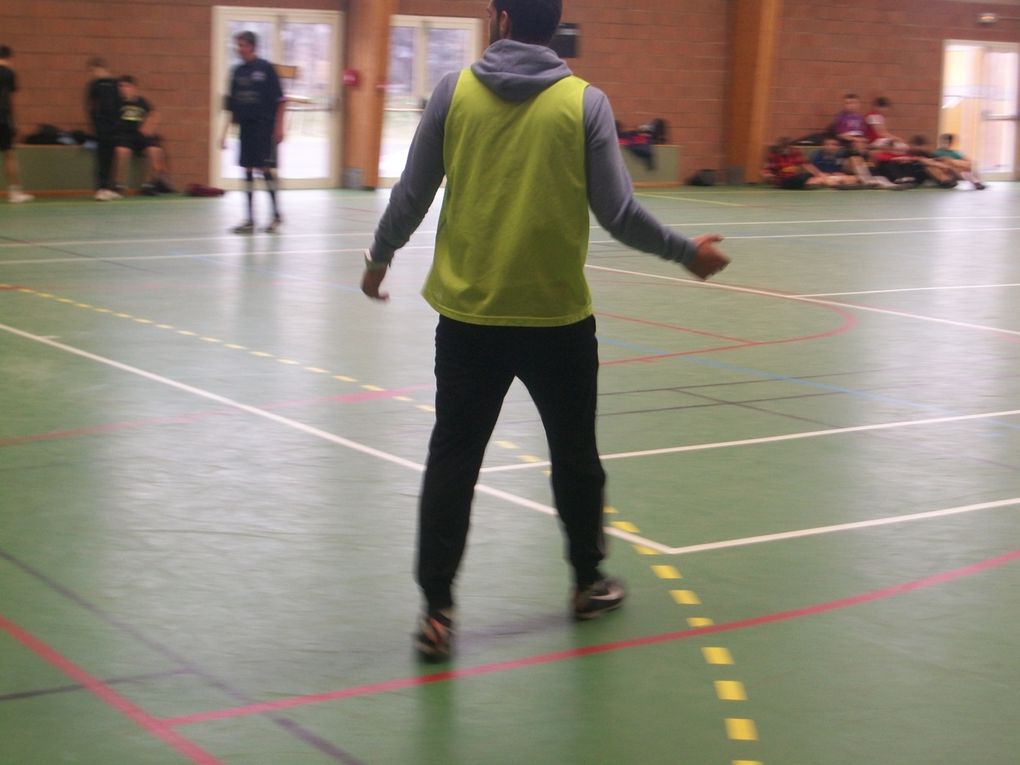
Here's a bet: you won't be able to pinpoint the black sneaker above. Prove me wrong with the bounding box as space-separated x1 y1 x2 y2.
572 577 626 620
414 609 454 662
974 182 986 190
231 221 255 235
262 216 282 233
141 183 158 196
153 178 176 194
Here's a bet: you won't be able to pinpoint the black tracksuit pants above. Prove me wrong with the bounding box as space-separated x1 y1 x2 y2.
417 315 607 611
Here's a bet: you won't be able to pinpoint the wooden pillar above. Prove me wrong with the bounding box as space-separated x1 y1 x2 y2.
342 0 396 189
725 0 782 184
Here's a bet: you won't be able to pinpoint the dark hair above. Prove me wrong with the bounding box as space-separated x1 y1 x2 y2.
235 30 258 48
87 56 106 69
909 134 928 146
118 75 137 85
843 93 859 100
939 133 955 144
873 96 891 108
494 0 562 45
0 45 12 58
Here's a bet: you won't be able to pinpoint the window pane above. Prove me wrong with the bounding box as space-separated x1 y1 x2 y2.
426 28 470 93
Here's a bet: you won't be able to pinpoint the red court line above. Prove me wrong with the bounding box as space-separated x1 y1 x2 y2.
0 614 223 765
603 302 858 366
161 546 1020 728
597 310 754 344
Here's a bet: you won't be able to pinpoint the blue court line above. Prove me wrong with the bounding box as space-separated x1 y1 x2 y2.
597 334 1020 432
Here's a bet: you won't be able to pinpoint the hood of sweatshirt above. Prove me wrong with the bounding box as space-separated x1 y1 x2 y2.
470 39 572 103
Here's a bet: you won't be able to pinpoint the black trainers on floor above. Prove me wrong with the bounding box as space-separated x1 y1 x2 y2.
572 577 626 620
262 216 282 233
414 609 454 662
231 221 255 235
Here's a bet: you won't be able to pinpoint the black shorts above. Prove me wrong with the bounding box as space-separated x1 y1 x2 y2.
237 121 276 169
0 122 14 152
115 132 160 154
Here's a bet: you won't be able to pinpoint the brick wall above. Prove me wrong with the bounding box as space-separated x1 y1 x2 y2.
1 0 1018 186
397 0 730 180
770 0 1020 147
0 0 345 185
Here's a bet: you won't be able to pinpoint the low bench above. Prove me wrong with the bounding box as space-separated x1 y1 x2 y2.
620 144 682 186
1 144 148 196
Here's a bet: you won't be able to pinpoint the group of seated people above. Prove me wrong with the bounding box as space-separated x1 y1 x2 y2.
763 94 986 191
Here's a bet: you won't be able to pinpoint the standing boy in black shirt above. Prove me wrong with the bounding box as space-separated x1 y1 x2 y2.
85 57 121 201
0 45 33 203
220 31 286 233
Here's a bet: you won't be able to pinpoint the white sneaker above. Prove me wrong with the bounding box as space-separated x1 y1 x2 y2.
94 189 121 201
8 191 34 203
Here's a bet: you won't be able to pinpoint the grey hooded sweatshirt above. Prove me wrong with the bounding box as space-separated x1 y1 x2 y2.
369 39 698 267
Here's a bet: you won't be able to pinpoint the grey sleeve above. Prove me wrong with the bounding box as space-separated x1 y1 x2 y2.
583 87 698 266
368 73 457 264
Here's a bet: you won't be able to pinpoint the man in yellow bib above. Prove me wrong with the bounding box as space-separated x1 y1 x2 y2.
363 0 730 661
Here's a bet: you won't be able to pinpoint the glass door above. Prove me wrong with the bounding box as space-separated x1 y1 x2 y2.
379 15 482 184
211 6 343 189
940 41 1019 181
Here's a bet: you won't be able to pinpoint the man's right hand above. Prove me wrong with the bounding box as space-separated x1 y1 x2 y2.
685 234 730 280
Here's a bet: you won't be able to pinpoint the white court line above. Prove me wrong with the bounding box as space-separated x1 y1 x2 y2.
593 226 1020 247
585 264 1020 338
481 407 1020 474
722 226 1020 240
665 497 1020 555
637 192 746 207
2 213 1016 250
800 283 1020 297
0 321 673 555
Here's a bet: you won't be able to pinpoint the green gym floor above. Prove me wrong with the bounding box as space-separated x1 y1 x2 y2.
2 183 1019 765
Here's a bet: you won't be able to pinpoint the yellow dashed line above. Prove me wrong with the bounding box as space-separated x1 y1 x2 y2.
494 440 518 449
632 545 659 556
733 761 763 765
651 564 682 580
17 287 440 424
715 681 748 701
519 454 543 463
670 589 702 605
688 617 714 628
604 506 619 514
703 647 734 665
611 520 640 533
725 718 759 741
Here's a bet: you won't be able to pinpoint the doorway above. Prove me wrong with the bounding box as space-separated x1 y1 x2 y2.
378 15 482 184
940 40 1019 181
211 6 343 189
